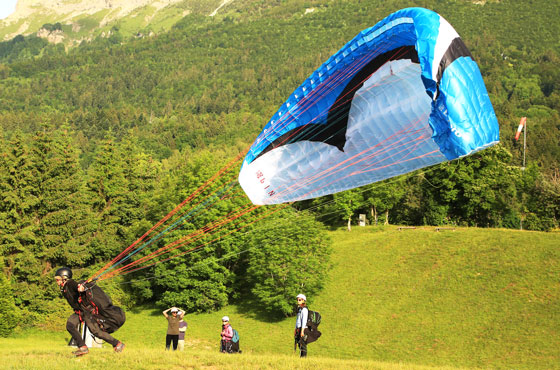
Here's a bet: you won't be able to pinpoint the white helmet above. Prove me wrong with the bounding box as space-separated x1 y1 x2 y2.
296 294 306 301
222 316 230 322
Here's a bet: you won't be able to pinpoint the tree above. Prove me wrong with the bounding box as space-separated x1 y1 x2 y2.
155 258 231 312
417 145 519 227
31 125 95 269
0 133 42 305
363 177 407 225
308 189 363 230
519 164 560 231
0 273 19 337
86 135 134 261
333 190 363 231
243 208 331 316
125 148 245 312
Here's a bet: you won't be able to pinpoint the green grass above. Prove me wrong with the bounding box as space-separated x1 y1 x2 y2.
0 337 468 370
317 226 559 369
1 226 558 369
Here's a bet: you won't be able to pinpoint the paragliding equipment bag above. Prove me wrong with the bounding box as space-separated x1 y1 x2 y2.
231 329 239 344
230 328 241 353
304 310 322 343
221 328 241 353
306 310 321 327
78 284 126 333
95 305 126 333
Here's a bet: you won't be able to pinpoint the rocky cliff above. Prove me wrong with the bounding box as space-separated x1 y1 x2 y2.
0 0 224 42
4 0 183 25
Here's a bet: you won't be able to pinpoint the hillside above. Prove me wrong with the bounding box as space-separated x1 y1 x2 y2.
0 0 558 171
0 0 559 337
0 0 229 44
315 226 559 369
1 226 558 369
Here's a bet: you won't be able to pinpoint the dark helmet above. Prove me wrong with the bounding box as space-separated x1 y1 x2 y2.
54 267 72 280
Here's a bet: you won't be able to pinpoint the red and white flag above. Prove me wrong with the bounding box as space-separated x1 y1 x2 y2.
515 117 526 141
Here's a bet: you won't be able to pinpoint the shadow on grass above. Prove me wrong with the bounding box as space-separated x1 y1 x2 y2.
125 298 291 323
231 294 290 323
127 304 163 316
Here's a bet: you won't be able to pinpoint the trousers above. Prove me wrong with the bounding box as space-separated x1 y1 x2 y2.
295 328 307 357
66 312 120 348
166 334 179 350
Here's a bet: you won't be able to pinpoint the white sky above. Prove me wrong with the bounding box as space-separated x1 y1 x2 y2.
0 0 18 20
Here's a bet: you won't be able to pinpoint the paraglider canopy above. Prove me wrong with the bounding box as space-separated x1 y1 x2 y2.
239 7 499 205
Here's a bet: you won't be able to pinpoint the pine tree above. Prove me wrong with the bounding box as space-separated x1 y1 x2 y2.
86 134 137 261
0 272 20 337
119 133 161 243
31 125 95 268
0 133 42 306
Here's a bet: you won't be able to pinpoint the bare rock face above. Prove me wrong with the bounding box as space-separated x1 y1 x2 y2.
7 0 184 22
36 28 65 44
1 0 184 37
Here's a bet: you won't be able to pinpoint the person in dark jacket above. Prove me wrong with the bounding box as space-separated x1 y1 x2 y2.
54 267 125 356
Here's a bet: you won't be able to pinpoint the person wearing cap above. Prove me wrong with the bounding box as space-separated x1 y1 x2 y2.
220 316 233 353
163 306 184 350
54 267 125 357
295 293 308 357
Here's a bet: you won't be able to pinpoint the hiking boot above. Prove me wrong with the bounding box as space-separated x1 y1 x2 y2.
114 341 125 352
72 346 89 356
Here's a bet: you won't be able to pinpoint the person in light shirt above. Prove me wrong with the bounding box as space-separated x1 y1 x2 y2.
294 293 308 358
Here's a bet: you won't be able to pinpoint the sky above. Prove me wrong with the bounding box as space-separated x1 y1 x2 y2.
0 0 18 20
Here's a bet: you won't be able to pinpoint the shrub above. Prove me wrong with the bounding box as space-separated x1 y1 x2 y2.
0 273 20 337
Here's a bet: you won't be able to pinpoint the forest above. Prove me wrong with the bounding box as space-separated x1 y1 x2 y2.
0 0 559 334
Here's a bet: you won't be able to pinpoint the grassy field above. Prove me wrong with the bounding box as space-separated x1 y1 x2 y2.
0 335 471 370
1 226 558 369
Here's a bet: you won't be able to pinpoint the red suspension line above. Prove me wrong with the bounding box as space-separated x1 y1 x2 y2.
100 203 289 280
88 150 246 282
103 202 259 279
272 113 427 201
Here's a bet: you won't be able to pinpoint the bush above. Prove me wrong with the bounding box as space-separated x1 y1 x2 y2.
244 209 332 316
0 273 20 337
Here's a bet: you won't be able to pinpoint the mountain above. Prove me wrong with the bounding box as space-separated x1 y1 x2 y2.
0 0 232 44
0 0 558 229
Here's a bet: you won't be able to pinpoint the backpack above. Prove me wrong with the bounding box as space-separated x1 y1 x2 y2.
225 328 241 353
79 282 126 333
306 310 321 327
304 309 322 344
231 328 240 343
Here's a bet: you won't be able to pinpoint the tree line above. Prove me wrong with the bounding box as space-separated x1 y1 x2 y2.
0 124 332 334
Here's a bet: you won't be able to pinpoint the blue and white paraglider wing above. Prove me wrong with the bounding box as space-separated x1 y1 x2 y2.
239 7 499 205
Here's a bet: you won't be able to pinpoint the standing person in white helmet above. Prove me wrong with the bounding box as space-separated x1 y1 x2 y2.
220 316 233 353
294 293 308 358
163 306 184 350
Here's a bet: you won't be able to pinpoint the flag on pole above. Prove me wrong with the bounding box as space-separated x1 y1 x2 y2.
515 117 526 141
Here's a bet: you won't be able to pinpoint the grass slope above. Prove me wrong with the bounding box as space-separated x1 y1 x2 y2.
315 226 559 369
1 226 558 369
